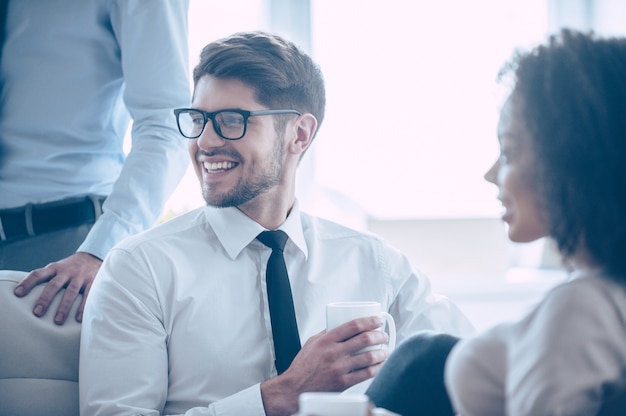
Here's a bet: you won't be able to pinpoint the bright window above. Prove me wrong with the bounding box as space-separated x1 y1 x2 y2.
310 0 547 220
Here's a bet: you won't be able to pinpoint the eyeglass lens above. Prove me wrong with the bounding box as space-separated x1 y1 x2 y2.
177 110 246 139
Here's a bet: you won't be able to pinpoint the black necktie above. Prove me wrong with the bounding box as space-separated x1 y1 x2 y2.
257 230 301 374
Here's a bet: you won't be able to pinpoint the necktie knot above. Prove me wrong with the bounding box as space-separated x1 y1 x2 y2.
257 230 288 252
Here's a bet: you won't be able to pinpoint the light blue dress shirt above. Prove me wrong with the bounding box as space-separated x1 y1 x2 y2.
80 201 475 415
0 0 191 260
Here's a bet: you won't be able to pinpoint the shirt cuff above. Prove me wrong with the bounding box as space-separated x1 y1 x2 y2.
210 383 267 416
78 213 137 260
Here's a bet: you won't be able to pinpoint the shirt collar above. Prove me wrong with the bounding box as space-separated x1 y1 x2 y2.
203 200 308 260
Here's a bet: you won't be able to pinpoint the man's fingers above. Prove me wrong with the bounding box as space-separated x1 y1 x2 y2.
327 316 384 343
75 281 93 322
350 347 389 370
345 361 386 386
14 268 55 297
344 330 389 355
13 253 101 324
53 279 83 325
32 273 69 317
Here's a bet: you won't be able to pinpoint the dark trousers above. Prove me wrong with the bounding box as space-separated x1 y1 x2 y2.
366 332 460 416
0 196 103 271
0 223 95 271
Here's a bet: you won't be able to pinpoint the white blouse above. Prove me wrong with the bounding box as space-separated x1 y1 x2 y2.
445 270 626 415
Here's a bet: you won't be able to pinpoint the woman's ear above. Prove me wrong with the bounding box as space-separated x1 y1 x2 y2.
288 113 318 155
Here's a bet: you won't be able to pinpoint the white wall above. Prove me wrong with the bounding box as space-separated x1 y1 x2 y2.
366 218 566 330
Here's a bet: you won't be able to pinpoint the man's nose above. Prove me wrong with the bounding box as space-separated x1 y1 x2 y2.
196 120 226 149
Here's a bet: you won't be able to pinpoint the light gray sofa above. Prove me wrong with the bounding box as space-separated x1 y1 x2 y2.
0 270 81 416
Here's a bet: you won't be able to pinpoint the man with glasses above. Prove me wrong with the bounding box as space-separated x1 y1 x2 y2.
79 31 473 416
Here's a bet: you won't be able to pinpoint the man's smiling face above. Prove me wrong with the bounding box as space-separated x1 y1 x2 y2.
188 75 287 209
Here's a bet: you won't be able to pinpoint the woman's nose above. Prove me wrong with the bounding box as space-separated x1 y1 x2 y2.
484 160 499 184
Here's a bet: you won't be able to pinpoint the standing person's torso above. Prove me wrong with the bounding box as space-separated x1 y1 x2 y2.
0 0 127 208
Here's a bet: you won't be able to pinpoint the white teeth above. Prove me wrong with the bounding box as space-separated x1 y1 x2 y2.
203 161 236 172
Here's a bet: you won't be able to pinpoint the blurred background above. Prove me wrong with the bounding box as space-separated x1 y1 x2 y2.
147 0 626 330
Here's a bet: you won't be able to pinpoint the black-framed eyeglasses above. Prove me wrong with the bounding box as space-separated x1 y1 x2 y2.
173 108 301 140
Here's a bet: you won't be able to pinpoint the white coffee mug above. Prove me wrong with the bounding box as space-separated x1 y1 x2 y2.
298 392 369 416
326 301 396 353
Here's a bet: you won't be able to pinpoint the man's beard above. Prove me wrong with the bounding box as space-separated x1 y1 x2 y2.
202 135 285 208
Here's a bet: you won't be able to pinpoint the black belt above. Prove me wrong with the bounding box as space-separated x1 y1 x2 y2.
0 195 106 242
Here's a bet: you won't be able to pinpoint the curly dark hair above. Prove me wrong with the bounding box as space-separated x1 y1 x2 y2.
499 29 626 277
192 31 325 140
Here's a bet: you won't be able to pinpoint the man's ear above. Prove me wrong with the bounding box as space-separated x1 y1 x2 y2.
288 113 317 155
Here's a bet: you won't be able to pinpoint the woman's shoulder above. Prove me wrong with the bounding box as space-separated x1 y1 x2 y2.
540 271 626 320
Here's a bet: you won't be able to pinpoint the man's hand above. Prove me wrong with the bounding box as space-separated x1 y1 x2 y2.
260 315 390 416
13 252 102 325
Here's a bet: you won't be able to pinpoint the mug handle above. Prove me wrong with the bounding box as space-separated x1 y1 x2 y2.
380 312 396 353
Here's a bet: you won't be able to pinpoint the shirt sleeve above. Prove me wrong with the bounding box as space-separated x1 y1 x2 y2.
78 0 191 260
444 325 509 416
79 247 269 416
381 240 475 341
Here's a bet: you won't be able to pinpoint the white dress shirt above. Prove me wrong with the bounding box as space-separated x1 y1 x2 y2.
445 270 626 415
80 202 474 415
0 0 190 259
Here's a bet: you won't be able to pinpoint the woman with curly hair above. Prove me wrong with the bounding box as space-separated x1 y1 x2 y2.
366 29 626 416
